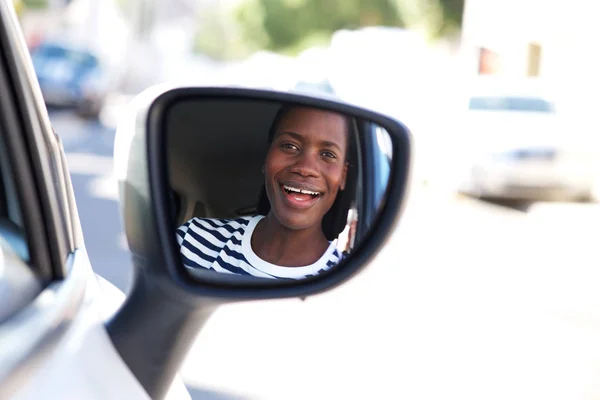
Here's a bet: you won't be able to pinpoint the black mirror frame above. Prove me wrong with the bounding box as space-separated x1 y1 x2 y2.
123 85 412 301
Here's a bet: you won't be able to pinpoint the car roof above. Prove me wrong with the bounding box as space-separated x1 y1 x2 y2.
468 77 555 99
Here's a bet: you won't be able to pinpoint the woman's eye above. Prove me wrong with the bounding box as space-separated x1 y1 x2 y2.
281 143 299 152
321 151 337 160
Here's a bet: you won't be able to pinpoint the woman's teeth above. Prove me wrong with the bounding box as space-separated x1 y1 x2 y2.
283 185 320 197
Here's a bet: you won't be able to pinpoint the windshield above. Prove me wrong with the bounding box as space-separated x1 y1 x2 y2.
469 96 556 113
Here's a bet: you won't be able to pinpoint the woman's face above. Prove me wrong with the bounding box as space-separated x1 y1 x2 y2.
264 107 348 231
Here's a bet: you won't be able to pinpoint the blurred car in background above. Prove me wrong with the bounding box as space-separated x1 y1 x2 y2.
292 78 335 95
30 40 112 119
458 80 600 202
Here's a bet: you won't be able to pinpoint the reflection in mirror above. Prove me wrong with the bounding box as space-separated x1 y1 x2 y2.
166 99 393 282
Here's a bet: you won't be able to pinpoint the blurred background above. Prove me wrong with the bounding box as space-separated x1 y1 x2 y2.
13 0 600 399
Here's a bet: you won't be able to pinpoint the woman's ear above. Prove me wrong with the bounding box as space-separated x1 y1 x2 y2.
340 162 348 191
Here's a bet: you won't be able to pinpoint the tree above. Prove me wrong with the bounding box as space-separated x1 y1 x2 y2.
194 5 260 61
21 0 48 8
235 0 403 53
193 0 464 60
394 0 463 39
235 0 463 53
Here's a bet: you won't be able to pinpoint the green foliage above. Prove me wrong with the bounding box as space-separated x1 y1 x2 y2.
279 31 332 57
194 5 265 61
439 0 464 35
394 0 463 39
22 0 47 9
194 0 464 60
235 0 403 53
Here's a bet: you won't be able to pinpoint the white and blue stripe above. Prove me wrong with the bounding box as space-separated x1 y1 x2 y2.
176 215 342 280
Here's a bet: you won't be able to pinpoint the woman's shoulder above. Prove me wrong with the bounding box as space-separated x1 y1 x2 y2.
184 216 254 230
177 216 254 246
324 244 345 263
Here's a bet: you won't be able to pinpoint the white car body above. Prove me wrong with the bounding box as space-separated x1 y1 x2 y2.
0 2 191 396
6 249 189 400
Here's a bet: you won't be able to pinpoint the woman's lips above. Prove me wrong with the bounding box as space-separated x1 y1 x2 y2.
280 184 322 209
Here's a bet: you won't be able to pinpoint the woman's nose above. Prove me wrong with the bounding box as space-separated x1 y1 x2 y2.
289 153 319 177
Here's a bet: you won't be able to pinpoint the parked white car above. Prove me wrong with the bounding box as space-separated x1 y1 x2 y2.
457 83 600 202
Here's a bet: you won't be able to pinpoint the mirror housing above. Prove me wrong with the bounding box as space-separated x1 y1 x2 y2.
108 84 412 399
114 85 412 300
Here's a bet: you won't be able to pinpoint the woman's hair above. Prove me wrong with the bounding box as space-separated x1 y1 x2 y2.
256 105 357 241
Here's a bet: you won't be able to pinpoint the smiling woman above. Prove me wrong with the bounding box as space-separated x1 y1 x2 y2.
166 97 393 282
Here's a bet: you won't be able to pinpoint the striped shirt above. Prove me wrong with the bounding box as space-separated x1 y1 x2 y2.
176 215 342 279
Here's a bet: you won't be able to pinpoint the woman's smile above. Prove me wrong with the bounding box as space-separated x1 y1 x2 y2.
279 182 323 210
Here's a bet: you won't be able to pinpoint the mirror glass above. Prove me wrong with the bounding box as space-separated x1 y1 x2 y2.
166 98 393 283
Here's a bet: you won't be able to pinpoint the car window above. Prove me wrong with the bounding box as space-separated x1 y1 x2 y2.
0 131 29 262
0 130 45 326
358 121 392 233
374 125 392 208
469 96 556 113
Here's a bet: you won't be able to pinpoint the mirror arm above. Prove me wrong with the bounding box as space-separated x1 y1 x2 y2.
105 262 217 400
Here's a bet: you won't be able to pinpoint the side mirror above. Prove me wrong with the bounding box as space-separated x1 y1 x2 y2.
108 85 412 399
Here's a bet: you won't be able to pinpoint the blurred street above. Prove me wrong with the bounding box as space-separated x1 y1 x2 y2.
50 109 131 293
180 187 600 400
51 110 600 399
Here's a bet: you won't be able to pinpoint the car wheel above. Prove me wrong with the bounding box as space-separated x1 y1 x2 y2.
581 177 600 203
587 190 600 204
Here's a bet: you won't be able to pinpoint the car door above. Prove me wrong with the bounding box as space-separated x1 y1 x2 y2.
0 3 186 399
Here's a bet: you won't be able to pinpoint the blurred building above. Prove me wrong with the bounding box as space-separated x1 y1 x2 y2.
17 0 70 48
327 26 458 120
17 0 130 70
461 0 600 96
325 26 462 190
